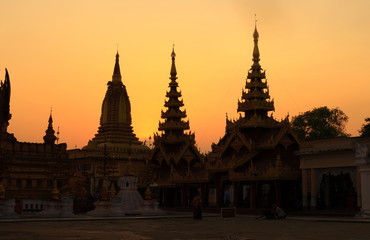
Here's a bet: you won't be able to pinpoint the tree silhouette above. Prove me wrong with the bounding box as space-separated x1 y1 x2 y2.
359 117 370 137
292 106 349 141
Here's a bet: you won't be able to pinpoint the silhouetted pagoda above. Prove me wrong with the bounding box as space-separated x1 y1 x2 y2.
149 48 207 207
70 52 150 201
207 25 301 209
85 52 142 149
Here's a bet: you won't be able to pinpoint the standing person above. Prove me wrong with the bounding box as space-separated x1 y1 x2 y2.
192 192 202 219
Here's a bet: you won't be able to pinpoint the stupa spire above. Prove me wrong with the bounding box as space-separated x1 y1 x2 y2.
112 51 122 83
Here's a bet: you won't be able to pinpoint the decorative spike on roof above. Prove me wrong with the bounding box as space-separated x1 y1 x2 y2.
252 25 261 71
170 45 177 79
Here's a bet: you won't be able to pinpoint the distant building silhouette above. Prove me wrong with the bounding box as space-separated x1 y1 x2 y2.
0 70 70 209
2 23 369 216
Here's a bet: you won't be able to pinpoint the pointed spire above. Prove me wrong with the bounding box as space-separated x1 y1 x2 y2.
112 51 122 83
252 19 261 71
170 45 177 79
0 68 11 133
4 68 10 86
43 109 57 144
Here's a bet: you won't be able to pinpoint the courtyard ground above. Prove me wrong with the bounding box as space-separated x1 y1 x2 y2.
0 213 369 240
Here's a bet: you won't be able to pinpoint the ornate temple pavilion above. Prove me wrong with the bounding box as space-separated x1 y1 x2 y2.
206 25 301 210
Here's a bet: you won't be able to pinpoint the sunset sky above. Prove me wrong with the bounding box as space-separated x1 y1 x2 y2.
1 0 370 153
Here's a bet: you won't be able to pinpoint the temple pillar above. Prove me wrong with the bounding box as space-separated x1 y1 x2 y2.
302 169 308 209
90 177 95 195
215 176 222 208
310 168 317 209
176 187 182 207
163 188 168 207
274 180 282 206
324 175 330 208
357 168 362 209
233 181 240 208
42 179 47 188
250 181 257 209
181 184 188 207
201 183 206 207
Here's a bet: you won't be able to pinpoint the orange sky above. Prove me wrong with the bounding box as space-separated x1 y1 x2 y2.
1 0 370 153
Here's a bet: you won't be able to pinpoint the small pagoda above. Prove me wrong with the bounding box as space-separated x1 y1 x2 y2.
149 48 207 208
207 24 300 210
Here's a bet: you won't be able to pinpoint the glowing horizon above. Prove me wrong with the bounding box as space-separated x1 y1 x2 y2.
1 1 370 153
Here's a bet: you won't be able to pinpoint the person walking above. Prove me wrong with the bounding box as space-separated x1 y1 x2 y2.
192 193 202 219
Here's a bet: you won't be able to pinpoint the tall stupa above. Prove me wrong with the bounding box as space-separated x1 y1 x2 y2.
85 52 143 150
69 52 150 201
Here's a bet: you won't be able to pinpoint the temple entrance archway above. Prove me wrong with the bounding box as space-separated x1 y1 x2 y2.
222 180 233 207
318 172 356 210
256 181 275 208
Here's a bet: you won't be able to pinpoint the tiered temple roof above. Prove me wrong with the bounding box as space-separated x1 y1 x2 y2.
157 48 190 137
150 48 206 185
237 25 275 119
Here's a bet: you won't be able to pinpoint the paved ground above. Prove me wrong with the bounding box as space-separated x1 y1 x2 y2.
0 214 370 240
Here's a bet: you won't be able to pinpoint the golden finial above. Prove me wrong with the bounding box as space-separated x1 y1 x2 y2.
171 44 176 59
255 14 257 26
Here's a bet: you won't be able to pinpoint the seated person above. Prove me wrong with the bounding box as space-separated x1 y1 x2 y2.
272 203 286 219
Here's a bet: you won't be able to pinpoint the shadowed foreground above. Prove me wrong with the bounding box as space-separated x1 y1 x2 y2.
0 216 369 240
